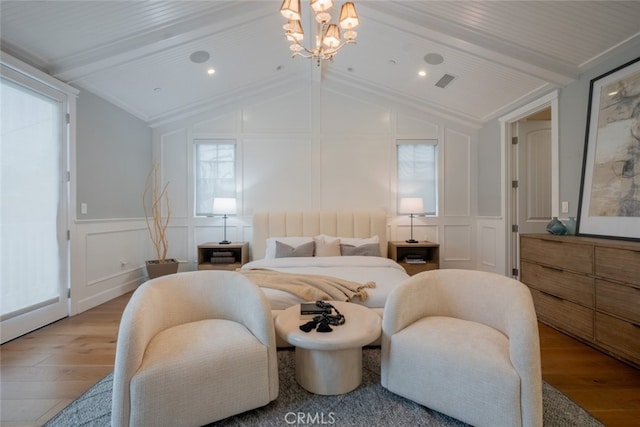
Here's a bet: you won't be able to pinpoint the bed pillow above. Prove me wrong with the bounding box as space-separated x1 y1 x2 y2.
338 235 379 247
265 237 314 259
340 243 381 257
313 235 341 257
315 234 379 247
275 240 315 258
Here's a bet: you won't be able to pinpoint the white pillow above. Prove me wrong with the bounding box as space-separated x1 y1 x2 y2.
264 237 314 259
335 235 379 247
313 235 341 257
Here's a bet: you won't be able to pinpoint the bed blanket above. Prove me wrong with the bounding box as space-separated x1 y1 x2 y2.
239 269 376 302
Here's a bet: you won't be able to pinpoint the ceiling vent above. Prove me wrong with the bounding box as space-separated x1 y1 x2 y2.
435 74 456 89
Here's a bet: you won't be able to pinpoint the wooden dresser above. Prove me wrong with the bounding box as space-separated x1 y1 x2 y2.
520 234 640 368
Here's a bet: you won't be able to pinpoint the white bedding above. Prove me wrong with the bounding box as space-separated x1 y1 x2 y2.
240 256 410 310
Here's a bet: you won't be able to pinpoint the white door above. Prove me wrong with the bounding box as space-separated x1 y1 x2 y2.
1 69 70 343
510 118 552 277
517 119 552 233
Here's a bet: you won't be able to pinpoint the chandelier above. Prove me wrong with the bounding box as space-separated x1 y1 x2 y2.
280 0 360 66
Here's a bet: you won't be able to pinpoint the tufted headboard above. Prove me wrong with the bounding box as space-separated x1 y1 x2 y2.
252 211 388 260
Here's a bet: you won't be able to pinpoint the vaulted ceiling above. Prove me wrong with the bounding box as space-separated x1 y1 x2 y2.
2 1 639 127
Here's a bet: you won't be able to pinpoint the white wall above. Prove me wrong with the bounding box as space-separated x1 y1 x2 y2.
151 81 482 271
473 45 640 277
70 220 146 314
71 80 507 316
76 90 152 219
70 90 152 315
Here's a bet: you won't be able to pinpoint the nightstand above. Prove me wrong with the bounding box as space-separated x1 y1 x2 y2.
388 241 440 276
197 242 249 271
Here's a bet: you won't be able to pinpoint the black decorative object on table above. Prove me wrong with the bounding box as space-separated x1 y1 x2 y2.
300 302 332 316
299 301 346 333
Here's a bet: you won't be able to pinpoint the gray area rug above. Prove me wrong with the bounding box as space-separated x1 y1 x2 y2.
45 348 603 426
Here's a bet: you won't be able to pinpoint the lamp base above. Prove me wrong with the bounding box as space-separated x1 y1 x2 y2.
405 239 419 243
219 240 232 245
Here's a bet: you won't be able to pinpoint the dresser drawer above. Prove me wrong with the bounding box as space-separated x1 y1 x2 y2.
595 247 640 287
530 289 594 341
595 312 640 366
596 279 640 324
520 237 593 274
521 261 594 307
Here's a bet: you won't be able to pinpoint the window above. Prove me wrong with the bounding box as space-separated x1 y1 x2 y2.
397 140 437 215
194 140 236 216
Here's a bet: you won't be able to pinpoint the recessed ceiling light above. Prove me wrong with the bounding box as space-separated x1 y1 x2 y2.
190 50 210 63
424 53 444 65
418 70 427 77
207 68 215 75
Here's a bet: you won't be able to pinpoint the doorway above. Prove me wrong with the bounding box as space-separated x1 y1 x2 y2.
514 111 553 234
1 67 70 343
500 91 559 278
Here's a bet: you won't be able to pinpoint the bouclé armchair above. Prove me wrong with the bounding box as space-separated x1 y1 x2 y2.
111 271 278 427
381 269 542 427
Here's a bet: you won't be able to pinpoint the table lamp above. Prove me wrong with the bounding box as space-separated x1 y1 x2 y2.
399 197 424 243
212 197 237 244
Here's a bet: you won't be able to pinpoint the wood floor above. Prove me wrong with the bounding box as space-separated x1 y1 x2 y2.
2 292 640 427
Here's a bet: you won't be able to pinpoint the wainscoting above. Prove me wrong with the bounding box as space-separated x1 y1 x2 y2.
70 214 506 317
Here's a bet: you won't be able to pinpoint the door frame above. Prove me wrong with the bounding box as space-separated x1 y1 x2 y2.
499 90 559 278
1 54 77 343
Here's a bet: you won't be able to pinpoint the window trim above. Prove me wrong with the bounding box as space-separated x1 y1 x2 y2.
396 139 438 216
193 139 237 217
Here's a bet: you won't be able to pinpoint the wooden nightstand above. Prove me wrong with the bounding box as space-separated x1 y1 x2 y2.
388 241 440 276
197 242 249 271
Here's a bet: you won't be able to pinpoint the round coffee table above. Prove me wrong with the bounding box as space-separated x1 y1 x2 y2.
275 301 381 395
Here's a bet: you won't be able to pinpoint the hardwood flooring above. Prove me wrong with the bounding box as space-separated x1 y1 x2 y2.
2 292 640 426
1 293 129 427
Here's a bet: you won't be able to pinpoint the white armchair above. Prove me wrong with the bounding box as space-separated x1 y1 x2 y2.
111 271 278 427
381 269 542 427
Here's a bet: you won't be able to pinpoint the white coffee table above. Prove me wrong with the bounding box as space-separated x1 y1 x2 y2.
274 301 381 395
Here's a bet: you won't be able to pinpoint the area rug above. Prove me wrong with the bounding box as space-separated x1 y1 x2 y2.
45 348 603 427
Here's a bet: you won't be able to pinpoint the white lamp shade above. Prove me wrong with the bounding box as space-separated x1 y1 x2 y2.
399 197 424 214
323 24 341 48
311 0 333 13
212 198 237 215
339 2 359 29
286 19 304 42
280 0 301 20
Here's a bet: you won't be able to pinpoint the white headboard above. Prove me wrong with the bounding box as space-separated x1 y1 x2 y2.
252 211 388 260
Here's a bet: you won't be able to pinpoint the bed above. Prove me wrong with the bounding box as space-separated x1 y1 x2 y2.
239 211 411 345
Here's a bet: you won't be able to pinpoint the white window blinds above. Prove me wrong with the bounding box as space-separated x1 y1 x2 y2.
195 140 236 216
397 140 438 215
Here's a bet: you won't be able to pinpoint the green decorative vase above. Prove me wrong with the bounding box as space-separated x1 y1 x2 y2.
546 217 567 235
565 217 576 235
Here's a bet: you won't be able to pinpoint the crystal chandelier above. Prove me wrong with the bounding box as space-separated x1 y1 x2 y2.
280 0 360 66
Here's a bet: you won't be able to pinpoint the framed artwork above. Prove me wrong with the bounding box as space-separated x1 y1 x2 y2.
577 56 640 240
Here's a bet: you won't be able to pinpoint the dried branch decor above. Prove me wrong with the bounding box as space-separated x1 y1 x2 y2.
143 164 171 262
